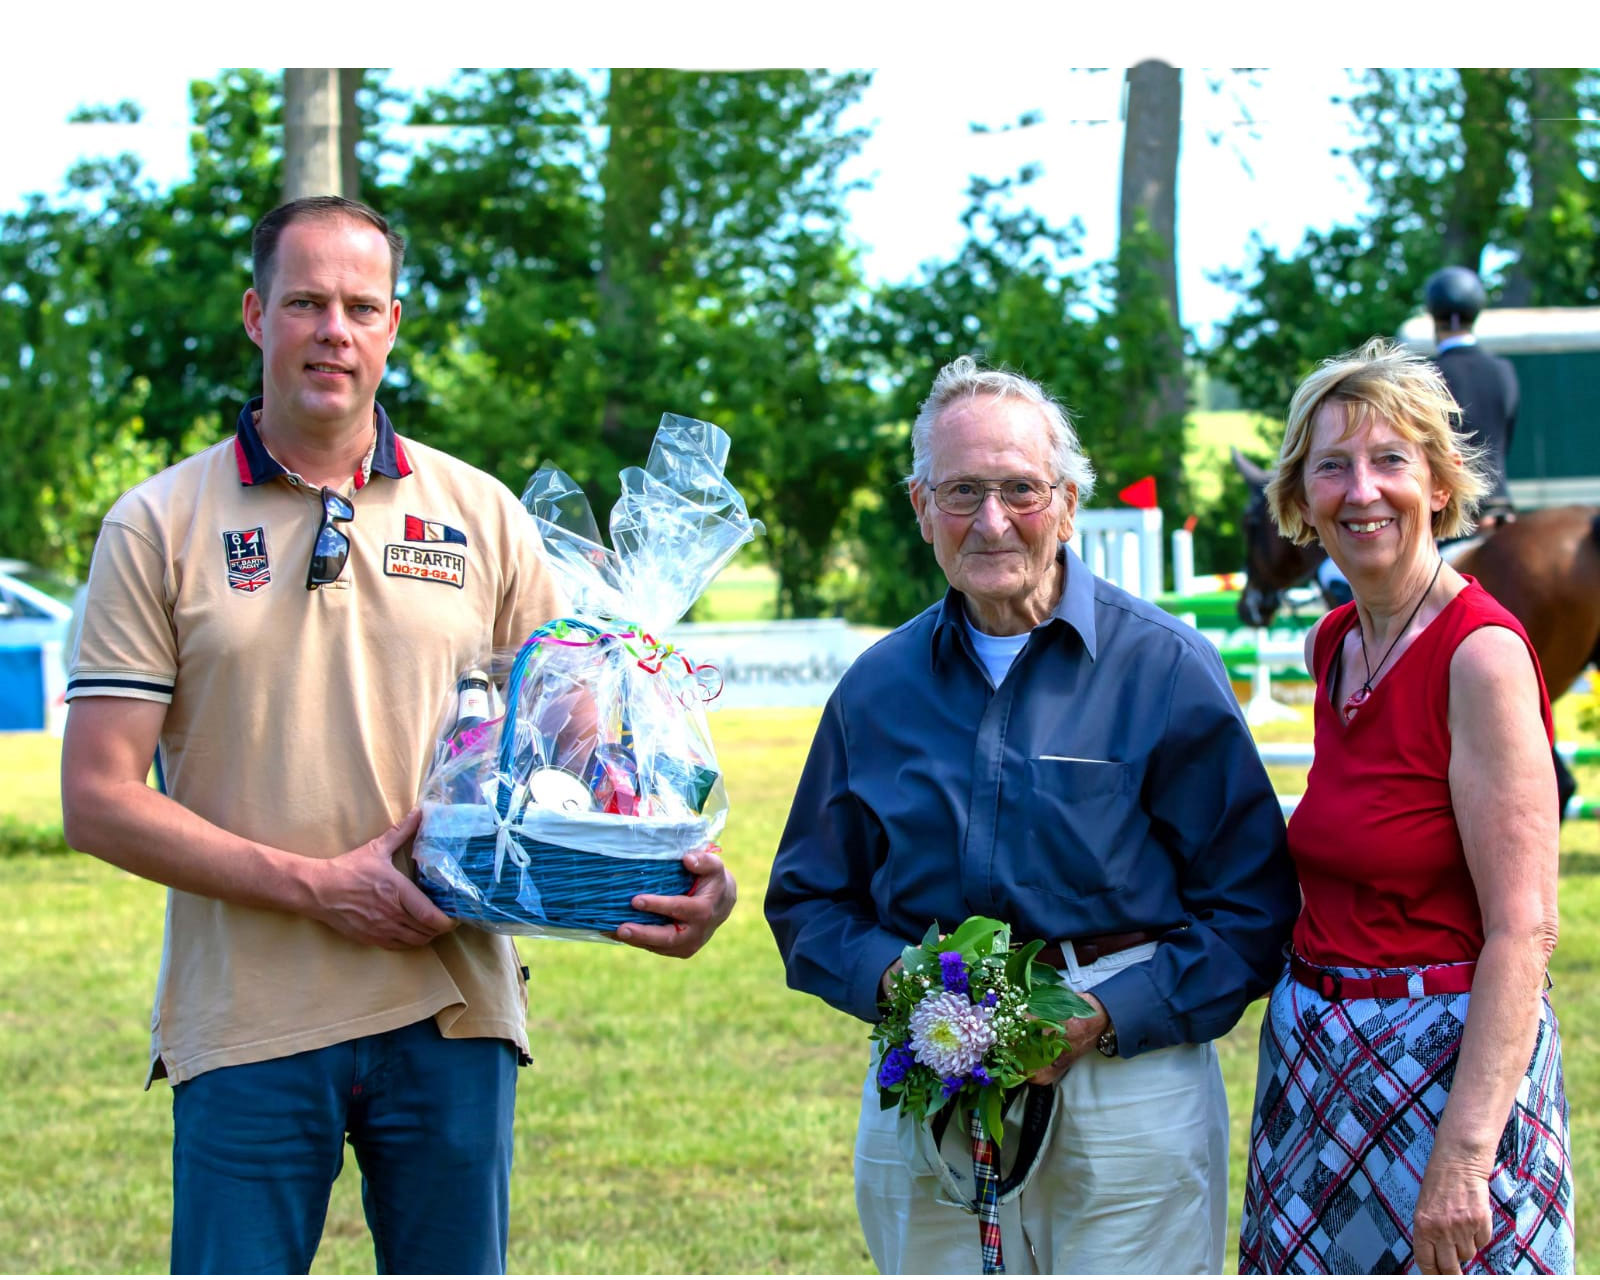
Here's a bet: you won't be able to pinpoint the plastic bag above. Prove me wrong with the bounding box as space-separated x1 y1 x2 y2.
413 413 763 941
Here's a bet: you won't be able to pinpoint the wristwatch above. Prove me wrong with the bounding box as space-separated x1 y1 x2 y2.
1096 1024 1118 1058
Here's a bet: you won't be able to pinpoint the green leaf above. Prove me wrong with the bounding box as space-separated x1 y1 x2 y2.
980 1088 1006 1146
1006 938 1045 989
1027 984 1096 1023
943 915 1005 956
920 921 943 949
902 944 936 977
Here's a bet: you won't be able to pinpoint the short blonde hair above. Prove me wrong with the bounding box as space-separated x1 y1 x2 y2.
1267 338 1490 545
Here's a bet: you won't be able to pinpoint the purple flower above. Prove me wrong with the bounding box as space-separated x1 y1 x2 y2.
981 989 999 1008
941 1075 964 1098
971 1065 992 1086
877 1045 916 1088
940 951 969 995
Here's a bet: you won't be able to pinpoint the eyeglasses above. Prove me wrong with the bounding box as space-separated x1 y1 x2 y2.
306 486 355 589
930 477 1059 517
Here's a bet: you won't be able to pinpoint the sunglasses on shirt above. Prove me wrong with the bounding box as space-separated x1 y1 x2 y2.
306 486 355 590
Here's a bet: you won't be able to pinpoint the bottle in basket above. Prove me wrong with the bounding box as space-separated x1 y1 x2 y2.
438 668 494 803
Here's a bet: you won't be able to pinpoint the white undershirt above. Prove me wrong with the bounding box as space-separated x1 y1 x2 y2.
964 617 1032 687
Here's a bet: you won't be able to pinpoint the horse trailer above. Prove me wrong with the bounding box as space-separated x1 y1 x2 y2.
1398 306 1600 507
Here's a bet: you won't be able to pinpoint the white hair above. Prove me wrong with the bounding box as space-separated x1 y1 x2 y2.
906 355 1096 500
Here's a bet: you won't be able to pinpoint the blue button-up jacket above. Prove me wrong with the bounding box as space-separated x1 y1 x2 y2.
764 547 1297 1058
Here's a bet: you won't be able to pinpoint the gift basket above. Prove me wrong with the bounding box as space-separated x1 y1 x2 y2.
413 413 762 941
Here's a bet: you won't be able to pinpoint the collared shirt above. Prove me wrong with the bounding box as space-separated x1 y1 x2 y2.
233 396 411 490
764 546 1298 1058
69 398 563 1084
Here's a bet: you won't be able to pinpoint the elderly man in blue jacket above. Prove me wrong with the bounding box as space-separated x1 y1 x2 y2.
765 355 1297 1274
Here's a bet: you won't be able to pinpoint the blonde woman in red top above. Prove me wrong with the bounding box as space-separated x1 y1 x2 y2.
1238 338 1573 1275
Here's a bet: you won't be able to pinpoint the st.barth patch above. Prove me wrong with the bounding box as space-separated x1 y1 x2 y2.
384 543 466 588
223 527 270 592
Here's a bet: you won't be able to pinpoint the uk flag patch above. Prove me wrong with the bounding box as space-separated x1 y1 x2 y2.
223 527 270 592
404 515 467 545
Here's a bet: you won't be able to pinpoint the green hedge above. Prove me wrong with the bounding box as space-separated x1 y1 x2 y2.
0 817 70 859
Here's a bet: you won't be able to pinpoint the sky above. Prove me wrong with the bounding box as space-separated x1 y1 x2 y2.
0 7 1539 343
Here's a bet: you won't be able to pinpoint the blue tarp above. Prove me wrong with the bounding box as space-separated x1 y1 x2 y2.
0 645 45 731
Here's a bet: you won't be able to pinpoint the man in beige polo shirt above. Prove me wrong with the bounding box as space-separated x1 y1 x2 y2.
60 195 736 1274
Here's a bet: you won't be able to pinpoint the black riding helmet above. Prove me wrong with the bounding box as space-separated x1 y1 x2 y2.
1424 266 1487 331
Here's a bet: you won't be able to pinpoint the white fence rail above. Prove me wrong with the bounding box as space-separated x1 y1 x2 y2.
1069 507 1165 601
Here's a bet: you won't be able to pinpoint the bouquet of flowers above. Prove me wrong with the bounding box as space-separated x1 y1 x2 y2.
871 916 1095 1145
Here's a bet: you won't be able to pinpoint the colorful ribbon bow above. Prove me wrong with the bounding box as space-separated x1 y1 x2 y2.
528 616 723 704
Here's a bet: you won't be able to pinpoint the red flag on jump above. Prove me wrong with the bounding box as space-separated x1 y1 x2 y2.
1118 475 1158 509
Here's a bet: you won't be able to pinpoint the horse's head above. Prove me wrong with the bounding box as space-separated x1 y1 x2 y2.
1231 447 1326 626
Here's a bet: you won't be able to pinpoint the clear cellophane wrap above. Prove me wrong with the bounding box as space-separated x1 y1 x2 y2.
413 414 763 941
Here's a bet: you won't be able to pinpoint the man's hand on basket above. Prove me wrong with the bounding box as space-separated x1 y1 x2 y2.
306 808 457 949
616 845 736 958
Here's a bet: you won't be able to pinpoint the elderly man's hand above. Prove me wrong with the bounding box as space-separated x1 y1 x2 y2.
615 846 736 958
1026 991 1110 1086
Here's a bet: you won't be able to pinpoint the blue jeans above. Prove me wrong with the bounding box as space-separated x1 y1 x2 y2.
170 1018 518 1274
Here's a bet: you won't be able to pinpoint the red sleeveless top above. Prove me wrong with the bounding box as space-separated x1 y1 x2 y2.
1289 578 1555 967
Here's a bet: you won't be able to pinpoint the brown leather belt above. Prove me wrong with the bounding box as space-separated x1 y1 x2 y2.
1035 929 1166 968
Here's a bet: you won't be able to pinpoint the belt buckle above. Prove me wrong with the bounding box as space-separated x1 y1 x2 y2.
1316 968 1343 1000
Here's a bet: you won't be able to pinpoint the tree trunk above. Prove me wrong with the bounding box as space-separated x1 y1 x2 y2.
339 68 363 199
1440 70 1517 271
1500 69 1580 307
1118 60 1187 514
596 69 672 476
1119 61 1182 329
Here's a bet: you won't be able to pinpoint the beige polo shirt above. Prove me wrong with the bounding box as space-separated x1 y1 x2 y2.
69 402 562 1085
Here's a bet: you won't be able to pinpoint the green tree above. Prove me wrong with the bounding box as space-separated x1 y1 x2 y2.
1212 67 1600 424
838 165 1191 624
1345 69 1519 273
1500 69 1598 306
0 70 304 571
1208 215 1436 418
0 66 875 615
386 68 874 617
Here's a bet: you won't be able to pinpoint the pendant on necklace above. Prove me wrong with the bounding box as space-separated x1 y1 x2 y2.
1342 685 1371 724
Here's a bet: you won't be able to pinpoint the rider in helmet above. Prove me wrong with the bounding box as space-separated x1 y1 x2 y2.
1425 265 1520 533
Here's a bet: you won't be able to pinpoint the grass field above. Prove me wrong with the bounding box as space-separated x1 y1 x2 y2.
1186 409 1283 512
4 709 1598 1274
695 557 781 623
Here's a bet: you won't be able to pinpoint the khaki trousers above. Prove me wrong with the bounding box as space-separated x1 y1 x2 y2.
854 944 1228 1275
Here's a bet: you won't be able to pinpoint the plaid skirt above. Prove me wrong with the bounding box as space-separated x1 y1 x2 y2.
1238 964 1573 1275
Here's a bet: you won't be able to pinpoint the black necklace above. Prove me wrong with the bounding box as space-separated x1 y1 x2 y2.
1342 556 1444 725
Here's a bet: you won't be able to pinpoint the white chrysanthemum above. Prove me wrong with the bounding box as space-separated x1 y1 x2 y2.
907 990 996 1077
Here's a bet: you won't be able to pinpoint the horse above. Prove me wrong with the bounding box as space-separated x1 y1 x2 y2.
1230 447 1600 818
